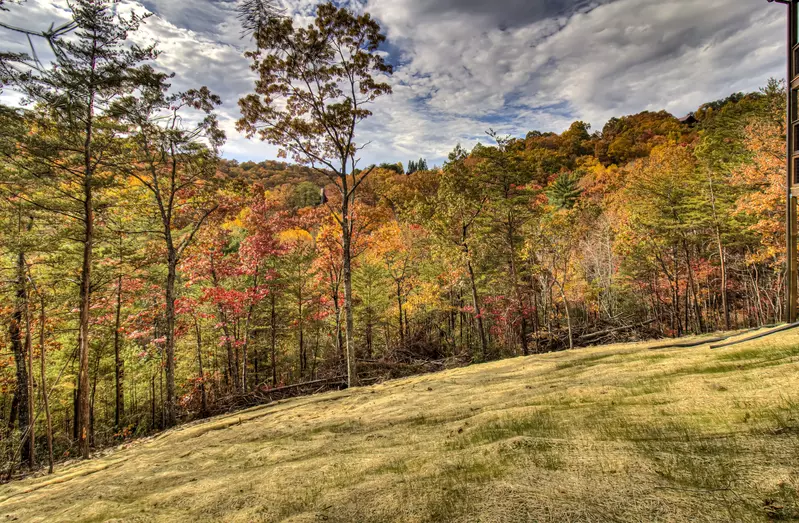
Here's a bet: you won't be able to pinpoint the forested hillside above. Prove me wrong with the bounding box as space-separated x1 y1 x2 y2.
0 0 790 477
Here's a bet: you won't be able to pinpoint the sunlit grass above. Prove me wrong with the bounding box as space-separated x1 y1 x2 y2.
3 329 799 522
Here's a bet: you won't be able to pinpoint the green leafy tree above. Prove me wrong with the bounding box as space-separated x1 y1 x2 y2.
378 162 404 174
693 86 766 330
289 181 323 210
412 145 490 360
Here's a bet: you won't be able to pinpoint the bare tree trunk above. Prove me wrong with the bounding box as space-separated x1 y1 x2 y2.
11 251 31 468
77 60 98 458
335 301 344 364
342 195 358 387
396 281 404 348
77 169 94 458
38 295 53 473
24 286 34 469
194 317 208 416
89 344 101 448
298 276 305 377
159 361 164 429
150 373 156 431
719 241 730 330
465 252 488 360
556 281 573 350
114 275 124 429
164 251 178 427
269 292 278 385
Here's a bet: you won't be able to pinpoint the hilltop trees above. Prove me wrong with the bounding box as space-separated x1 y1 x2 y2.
407 158 428 174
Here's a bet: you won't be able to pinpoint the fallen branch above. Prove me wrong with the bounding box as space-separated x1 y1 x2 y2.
709 322 799 349
649 337 728 350
579 319 655 342
252 376 346 396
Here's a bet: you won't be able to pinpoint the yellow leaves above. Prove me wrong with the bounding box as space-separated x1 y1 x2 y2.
223 208 251 231
279 228 313 245
405 280 441 312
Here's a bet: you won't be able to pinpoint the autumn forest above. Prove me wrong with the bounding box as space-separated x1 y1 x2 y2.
0 0 790 477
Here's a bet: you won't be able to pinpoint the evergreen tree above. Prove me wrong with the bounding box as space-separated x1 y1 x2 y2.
0 0 158 458
547 173 582 210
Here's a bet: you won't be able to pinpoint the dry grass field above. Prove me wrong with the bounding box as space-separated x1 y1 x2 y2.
2 329 799 522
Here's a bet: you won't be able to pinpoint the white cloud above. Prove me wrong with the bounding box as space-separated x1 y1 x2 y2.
0 0 789 166
365 0 784 154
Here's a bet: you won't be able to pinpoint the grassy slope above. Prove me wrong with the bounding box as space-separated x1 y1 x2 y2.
2 330 799 522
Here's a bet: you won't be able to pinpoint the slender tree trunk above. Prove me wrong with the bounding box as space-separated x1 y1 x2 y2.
465 248 488 360
365 307 373 359
77 175 93 458
159 362 164 429
298 278 305 377
114 275 124 429
672 249 682 336
77 50 98 458
164 251 177 427
341 196 358 387
270 291 278 385
11 251 31 468
150 373 156 431
194 318 207 417
718 241 730 330
332 288 344 365
532 288 540 353
556 281 574 350
506 223 528 356
458 291 464 351
38 295 53 473
89 344 101 447
396 280 404 347
72 384 78 440
24 289 34 469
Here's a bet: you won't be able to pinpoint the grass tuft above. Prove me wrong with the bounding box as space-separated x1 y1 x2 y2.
448 409 565 449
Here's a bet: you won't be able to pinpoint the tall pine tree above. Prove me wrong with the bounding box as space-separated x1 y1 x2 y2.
0 0 158 457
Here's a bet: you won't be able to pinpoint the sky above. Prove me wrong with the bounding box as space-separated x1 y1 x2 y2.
0 0 788 166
